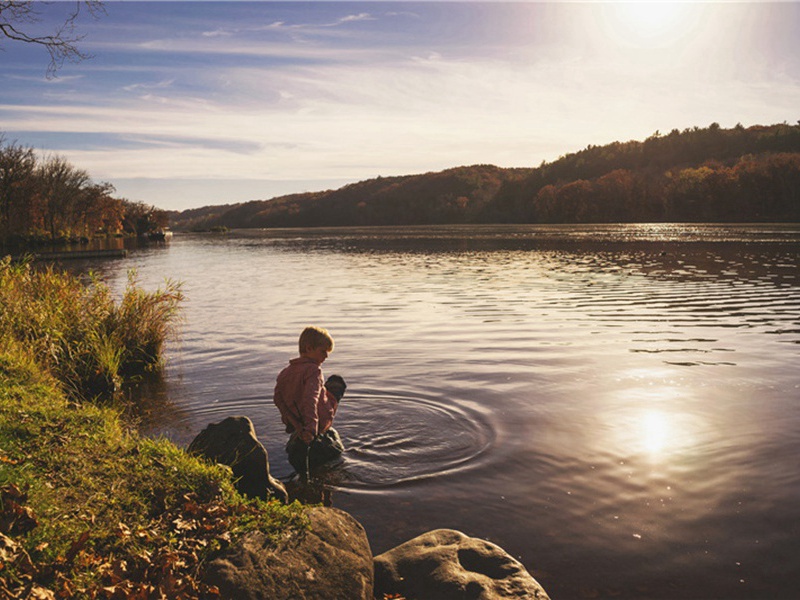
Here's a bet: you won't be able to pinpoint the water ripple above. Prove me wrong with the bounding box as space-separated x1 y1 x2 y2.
332 392 497 490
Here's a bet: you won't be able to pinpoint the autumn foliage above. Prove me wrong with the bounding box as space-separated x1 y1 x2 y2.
0 136 168 248
523 152 800 223
172 122 800 230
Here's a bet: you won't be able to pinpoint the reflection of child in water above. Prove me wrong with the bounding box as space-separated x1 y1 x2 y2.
272 326 347 475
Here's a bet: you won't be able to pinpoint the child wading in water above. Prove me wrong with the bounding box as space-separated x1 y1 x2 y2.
273 326 346 475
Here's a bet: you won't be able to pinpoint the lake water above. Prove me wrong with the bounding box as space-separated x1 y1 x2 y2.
82 224 799 599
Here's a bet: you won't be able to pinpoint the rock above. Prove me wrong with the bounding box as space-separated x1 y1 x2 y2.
187 416 287 503
204 506 373 600
374 529 551 600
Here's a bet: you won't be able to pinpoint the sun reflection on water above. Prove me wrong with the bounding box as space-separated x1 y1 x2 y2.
640 410 671 456
616 404 706 464
603 379 704 463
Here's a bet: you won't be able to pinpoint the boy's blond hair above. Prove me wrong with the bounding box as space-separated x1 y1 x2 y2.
298 326 334 353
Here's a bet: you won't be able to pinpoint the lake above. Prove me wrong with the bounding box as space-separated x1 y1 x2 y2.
81 224 800 599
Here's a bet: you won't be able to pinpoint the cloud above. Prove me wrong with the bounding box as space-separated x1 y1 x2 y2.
195 12 376 45
386 12 421 20
3 74 84 84
251 12 376 30
202 28 234 38
2 1 798 210
122 79 175 93
201 19 288 38
334 13 376 26
5 29 798 189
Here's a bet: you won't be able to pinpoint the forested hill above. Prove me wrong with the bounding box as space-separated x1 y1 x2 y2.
170 122 800 230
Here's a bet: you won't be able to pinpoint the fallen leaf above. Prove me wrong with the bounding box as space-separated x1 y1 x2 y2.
29 584 56 599
116 523 132 538
65 530 91 563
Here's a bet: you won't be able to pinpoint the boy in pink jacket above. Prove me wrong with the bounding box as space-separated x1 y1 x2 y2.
273 326 346 475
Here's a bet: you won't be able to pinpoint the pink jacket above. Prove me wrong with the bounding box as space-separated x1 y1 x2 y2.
273 357 338 440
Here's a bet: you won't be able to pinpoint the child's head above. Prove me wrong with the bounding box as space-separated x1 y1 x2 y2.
298 326 334 363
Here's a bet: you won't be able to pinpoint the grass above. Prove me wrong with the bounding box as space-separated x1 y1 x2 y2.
0 257 183 400
0 258 309 598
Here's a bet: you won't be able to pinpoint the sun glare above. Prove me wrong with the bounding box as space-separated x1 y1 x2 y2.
601 2 700 48
640 410 670 456
618 3 687 35
601 382 703 462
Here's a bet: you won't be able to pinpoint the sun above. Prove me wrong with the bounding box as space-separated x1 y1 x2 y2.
601 2 700 48
617 3 690 35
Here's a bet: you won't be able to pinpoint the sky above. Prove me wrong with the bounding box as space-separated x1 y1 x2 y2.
1 1 799 212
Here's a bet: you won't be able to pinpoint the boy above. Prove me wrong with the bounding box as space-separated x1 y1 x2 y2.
273 326 346 474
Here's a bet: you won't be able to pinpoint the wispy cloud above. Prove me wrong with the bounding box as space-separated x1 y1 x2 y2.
1 2 798 209
201 28 235 38
333 13 376 26
122 79 175 93
197 11 377 43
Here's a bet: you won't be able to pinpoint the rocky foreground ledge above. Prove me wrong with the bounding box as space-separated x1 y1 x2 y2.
190 417 551 600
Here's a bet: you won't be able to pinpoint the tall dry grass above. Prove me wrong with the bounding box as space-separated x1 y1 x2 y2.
0 256 183 399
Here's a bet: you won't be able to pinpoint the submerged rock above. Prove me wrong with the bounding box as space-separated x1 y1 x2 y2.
187 415 287 503
204 506 373 600
374 528 550 600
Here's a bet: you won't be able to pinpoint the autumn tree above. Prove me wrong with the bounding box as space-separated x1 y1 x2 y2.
531 184 558 223
76 181 123 235
121 200 168 236
0 136 36 242
36 154 92 239
0 136 148 245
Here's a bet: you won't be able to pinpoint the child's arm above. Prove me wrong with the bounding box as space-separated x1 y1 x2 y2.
273 382 303 434
282 411 303 434
298 370 323 443
326 389 339 416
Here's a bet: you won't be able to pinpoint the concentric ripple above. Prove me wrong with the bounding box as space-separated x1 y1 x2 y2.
332 392 497 489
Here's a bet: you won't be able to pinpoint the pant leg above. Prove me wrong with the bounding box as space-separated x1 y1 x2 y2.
287 428 344 473
286 436 310 473
308 427 344 467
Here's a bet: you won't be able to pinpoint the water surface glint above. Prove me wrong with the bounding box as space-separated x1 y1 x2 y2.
82 224 800 599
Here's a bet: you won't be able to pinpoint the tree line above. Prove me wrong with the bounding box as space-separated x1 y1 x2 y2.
171 122 800 231
5 122 800 242
492 151 800 224
0 135 168 248
485 122 800 223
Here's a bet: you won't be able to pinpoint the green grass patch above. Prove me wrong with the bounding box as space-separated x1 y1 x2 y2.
0 259 309 598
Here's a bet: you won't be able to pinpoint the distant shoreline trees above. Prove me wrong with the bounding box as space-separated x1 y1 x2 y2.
509 152 800 224
486 122 800 223
0 135 168 249
5 122 800 243
171 122 800 231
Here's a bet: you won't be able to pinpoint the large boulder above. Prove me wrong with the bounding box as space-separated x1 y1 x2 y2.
187 416 287 503
374 529 550 600
204 506 373 600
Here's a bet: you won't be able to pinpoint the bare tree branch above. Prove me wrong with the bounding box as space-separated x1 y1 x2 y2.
0 1 105 77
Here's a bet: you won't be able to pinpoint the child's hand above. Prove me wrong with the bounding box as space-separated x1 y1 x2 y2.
325 375 347 401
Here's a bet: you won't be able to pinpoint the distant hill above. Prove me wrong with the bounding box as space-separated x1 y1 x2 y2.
170 122 800 230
